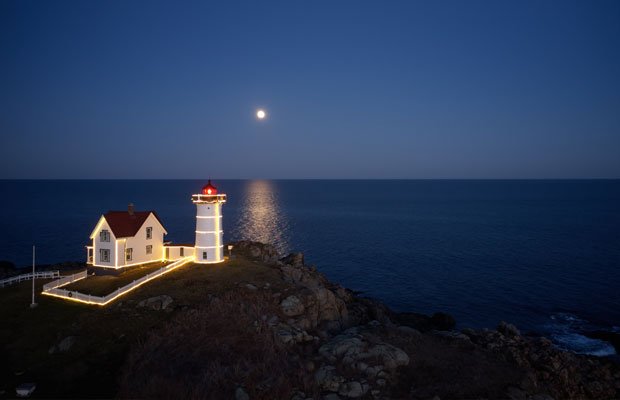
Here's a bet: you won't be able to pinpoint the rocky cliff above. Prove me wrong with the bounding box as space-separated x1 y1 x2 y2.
118 241 619 400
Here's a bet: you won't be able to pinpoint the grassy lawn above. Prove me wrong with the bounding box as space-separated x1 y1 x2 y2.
0 256 286 397
134 256 288 303
62 261 171 296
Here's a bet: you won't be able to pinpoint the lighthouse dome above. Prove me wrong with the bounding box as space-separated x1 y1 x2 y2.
202 180 218 195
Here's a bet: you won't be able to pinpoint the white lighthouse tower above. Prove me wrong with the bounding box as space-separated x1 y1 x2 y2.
192 180 227 264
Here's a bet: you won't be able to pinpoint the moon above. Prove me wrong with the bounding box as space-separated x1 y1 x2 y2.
256 109 266 120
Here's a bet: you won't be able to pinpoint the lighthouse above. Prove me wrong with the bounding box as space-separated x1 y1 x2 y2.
191 180 227 264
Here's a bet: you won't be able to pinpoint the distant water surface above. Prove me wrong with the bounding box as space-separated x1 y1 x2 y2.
1 179 619 356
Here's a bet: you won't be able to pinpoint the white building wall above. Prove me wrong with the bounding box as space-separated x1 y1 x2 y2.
117 213 166 267
164 246 195 261
91 218 116 267
195 203 224 263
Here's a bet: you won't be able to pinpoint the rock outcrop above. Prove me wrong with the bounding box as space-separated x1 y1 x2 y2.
118 241 620 400
230 241 280 263
462 327 620 399
49 336 77 354
137 295 173 311
265 243 619 400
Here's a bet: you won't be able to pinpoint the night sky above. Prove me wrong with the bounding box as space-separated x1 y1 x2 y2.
1 0 619 179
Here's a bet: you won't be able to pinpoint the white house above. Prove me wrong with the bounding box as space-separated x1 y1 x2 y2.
87 204 167 269
86 181 227 269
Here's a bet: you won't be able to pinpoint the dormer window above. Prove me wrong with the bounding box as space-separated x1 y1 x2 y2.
100 230 110 242
146 227 152 239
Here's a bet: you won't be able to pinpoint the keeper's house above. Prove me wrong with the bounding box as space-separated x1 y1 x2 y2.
86 204 167 269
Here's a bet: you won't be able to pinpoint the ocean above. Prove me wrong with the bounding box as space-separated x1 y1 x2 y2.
1 179 619 356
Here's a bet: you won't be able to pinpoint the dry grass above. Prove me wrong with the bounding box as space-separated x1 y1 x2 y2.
118 289 313 400
63 261 171 296
0 256 292 398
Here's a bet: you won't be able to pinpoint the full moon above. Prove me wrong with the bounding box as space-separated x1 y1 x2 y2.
256 109 266 119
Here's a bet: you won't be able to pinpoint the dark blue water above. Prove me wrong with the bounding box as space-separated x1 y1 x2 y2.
1 180 619 356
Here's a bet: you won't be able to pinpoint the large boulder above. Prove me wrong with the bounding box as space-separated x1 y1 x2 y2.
319 331 409 371
497 321 520 338
280 252 304 267
280 296 305 316
315 365 345 392
284 287 349 330
367 343 410 369
338 381 366 398
49 336 77 354
315 287 348 323
229 241 279 263
138 295 174 311
235 387 249 400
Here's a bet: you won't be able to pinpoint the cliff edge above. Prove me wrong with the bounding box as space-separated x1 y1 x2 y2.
1 241 618 399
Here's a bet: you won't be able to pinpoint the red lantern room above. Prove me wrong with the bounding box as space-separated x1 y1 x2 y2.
202 180 218 195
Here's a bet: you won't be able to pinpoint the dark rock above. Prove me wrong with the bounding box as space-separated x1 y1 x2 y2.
338 381 365 398
394 312 434 332
235 387 249 400
431 312 456 331
229 241 280 263
506 386 527 400
137 295 173 310
49 336 77 354
280 295 305 317
497 321 521 338
280 252 305 267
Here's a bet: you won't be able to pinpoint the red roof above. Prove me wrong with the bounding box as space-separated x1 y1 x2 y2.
103 211 165 238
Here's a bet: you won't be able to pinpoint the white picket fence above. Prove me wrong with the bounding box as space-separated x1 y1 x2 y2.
0 270 60 288
42 270 87 290
42 257 193 306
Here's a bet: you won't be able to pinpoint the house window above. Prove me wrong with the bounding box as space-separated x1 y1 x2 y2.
100 230 110 242
126 248 133 261
146 227 152 239
165 248 169 259
100 249 110 262
203 251 207 260
146 245 152 255
180 247 184 257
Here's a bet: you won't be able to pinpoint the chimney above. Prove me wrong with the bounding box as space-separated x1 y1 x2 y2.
128 203 135 216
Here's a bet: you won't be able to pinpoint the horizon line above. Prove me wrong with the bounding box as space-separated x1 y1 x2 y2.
1 178 619 181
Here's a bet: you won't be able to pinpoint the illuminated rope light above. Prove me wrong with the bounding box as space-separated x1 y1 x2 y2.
89 217 107 239
195 230 223 234
195 259 225 264
42 257 193 306
95 258 169 269
215 203 221 261
115 240 119 267
196 215 223 219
